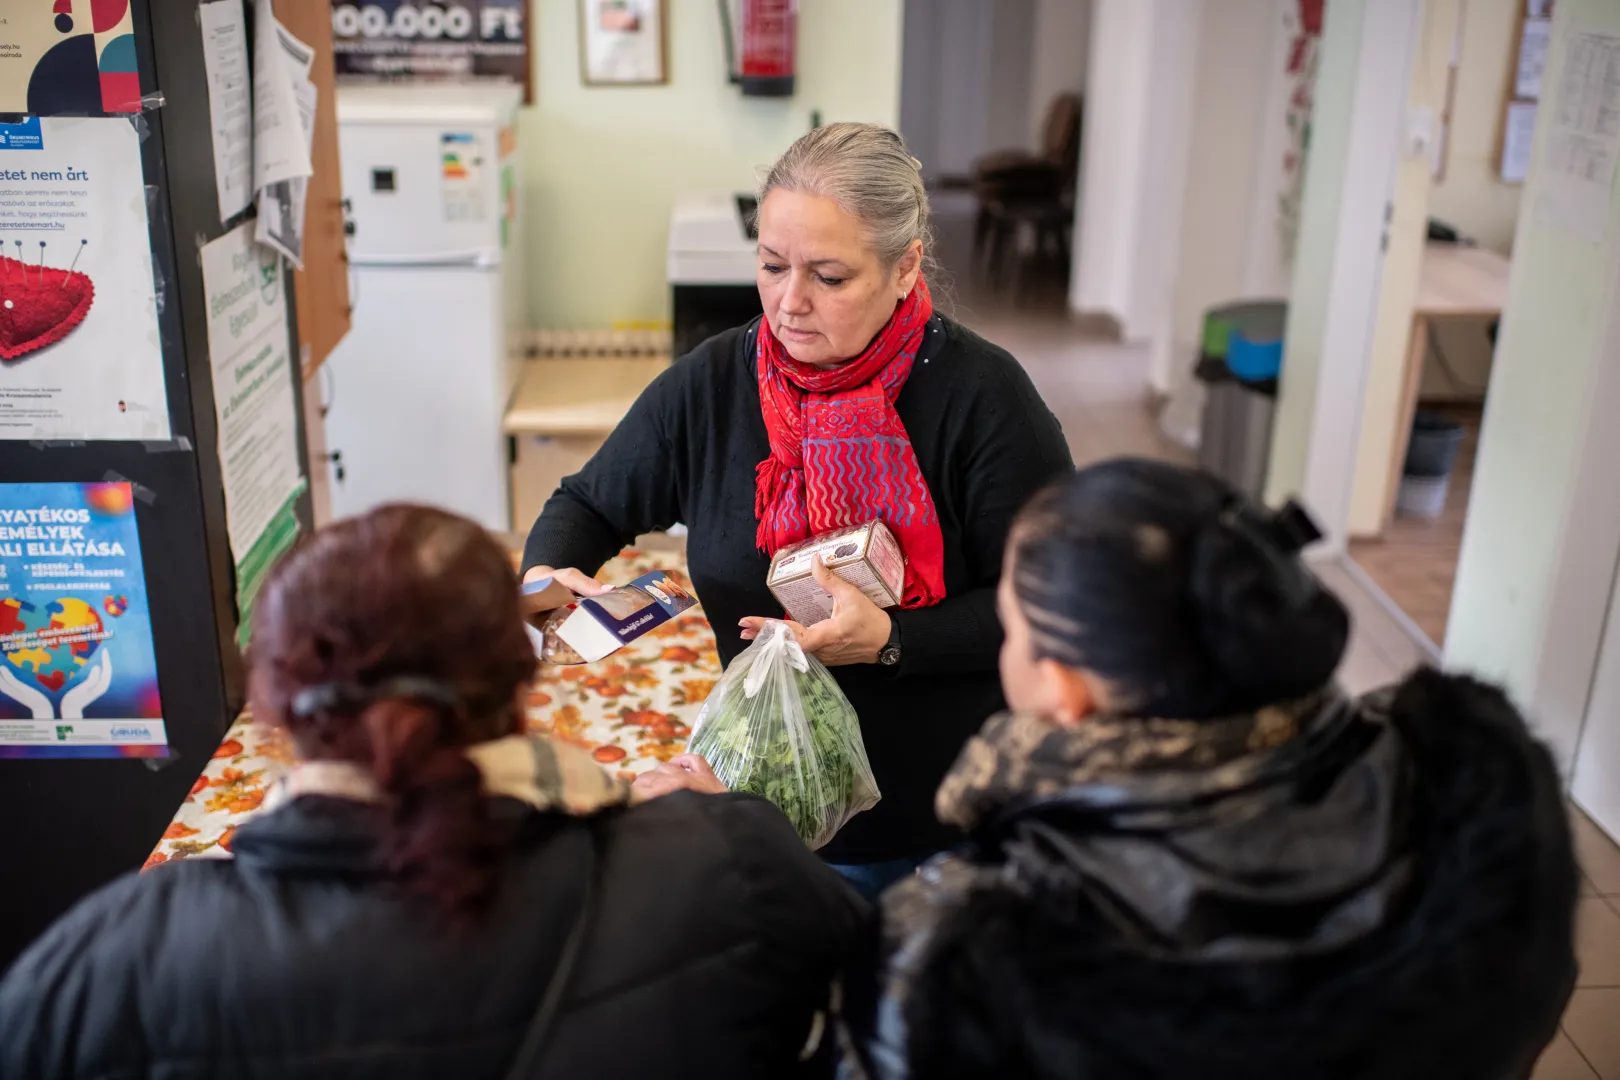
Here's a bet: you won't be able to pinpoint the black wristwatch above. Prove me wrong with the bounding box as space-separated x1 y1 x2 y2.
878 616 902 667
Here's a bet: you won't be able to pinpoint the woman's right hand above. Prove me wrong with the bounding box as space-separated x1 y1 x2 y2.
523 565 612 597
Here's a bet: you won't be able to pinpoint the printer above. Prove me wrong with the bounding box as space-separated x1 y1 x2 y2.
667 193 763 357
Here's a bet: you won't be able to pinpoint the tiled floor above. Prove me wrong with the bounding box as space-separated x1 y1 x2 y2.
1541 807 1620 1079
1348 404 1483 650
935 195 1620 1079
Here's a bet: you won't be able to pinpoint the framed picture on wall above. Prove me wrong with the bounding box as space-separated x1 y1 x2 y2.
579 0 669 85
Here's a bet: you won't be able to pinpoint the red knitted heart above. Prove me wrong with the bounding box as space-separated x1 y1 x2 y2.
0 257 95 362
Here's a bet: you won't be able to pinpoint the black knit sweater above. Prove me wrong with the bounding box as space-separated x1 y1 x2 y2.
523 315 1072 862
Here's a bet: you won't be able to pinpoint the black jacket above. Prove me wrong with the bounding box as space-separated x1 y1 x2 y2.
850 670 1580 1080
0 790 867 1079
523 315 1073 863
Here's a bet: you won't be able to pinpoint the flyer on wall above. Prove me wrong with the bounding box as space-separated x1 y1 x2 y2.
0 482 167 758
199 222 305 645
0 0 142 115
0 115 171 440
253 0 317 266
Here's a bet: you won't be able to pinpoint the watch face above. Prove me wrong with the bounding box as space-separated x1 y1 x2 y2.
880 645 901 666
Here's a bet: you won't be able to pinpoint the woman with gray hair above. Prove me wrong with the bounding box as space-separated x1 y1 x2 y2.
523 123 1072 896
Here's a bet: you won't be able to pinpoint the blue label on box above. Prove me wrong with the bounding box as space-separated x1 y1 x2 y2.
579 571 698 642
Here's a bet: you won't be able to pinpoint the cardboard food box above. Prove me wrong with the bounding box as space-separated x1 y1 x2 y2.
520 576 577 616
526 571 698 665
767 522 906 626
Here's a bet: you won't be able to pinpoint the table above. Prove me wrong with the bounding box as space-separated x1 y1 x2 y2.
1380 243 1511 530
503 355 670 437
503 355 668 534
148 549 712 868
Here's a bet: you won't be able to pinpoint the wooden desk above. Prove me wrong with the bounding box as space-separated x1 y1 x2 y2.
1382 244 1511 529
504 356 669 532
504 355 669 435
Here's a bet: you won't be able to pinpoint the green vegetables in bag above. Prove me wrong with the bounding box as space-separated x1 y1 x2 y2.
687 621 880 848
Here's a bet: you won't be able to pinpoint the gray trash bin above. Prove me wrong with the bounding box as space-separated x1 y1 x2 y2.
1397 412 1467 518
1194 301 1285 502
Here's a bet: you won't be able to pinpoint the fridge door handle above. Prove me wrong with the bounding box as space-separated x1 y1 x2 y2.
350 249 497 269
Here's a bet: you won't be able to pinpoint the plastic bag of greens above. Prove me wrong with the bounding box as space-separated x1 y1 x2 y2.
687 620 880 849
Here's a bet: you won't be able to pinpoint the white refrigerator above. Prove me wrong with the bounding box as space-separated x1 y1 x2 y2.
323 84 526 533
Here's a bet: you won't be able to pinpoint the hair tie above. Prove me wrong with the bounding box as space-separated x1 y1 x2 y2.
1268 500 1323 552
1218 498 1323 556
290 676 462 720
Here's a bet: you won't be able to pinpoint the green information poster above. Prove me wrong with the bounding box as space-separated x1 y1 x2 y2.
199 221 307 647
234 489 301 648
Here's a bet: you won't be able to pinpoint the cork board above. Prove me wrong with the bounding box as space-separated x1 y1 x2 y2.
273 0 351 379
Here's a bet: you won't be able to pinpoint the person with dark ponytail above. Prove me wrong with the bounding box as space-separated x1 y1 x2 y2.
0 505 866 1079
847 459 1579 1080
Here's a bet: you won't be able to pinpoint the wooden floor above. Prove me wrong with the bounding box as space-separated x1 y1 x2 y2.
1348 404 1482 650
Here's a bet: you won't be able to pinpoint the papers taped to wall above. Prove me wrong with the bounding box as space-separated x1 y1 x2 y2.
252 0 317 267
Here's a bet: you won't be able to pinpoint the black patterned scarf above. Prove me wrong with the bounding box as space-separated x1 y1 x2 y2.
931 689 1415 959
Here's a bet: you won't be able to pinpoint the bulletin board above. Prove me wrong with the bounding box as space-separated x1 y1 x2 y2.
1498 0 1555 183
274 0 352 378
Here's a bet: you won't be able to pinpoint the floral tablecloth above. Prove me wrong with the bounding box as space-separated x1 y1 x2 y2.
146 549 715 869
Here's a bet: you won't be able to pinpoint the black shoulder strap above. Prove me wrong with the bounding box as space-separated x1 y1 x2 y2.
504 820 601 1080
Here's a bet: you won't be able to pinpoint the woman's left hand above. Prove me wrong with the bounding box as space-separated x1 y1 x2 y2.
740 557 892 667
632 754 728 802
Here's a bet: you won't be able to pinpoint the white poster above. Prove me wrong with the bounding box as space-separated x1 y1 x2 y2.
200 222 305 570
1502 101 1538 183
251 0 312 194
1517 18 1552 101
1535 30 1620 241
0 117 169 440
200 0 254 223
252 0 317 266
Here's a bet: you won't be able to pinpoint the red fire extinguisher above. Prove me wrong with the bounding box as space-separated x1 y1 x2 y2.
739 0 796 97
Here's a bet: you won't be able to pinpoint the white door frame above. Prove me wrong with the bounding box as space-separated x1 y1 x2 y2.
1289 0 1423 553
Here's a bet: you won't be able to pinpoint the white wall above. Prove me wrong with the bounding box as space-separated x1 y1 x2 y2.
1414 0 1525 403
988 0 1038 152
1576 554 1620 842
1447 0 1620 772
899 0 1085 181
1347 0 1458 538
928 0 996 178
899 0 943 179
1027 0 1091 149
1429 0 1524 253
1265 0 1419 541
1071 0 1200 348
1163 0 1292 396
521 0 903 328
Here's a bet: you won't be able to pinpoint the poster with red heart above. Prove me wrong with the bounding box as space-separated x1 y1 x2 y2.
0 114 170 440
0 0 142 115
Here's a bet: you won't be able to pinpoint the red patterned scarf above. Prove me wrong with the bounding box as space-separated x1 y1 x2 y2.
754 275 946 610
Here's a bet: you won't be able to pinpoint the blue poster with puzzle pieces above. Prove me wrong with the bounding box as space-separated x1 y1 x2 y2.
0 481 167 757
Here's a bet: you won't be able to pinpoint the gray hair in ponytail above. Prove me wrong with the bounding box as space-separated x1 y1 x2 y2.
759 122 936 275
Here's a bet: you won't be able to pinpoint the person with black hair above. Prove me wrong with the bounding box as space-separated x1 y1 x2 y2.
847 458 1579 1080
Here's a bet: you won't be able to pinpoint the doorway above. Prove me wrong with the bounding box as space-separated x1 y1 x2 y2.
1343 0 1525 654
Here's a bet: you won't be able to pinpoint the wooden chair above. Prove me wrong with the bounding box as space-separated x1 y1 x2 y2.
970 93 1082 291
